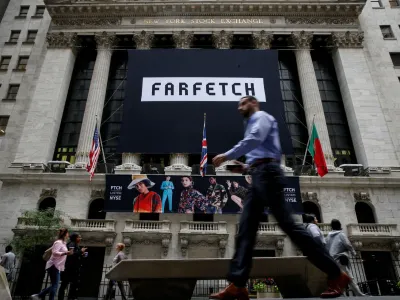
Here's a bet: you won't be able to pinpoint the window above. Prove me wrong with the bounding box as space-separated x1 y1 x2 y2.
5 85 19 100
18 6 29 17
371 0 383 7
390 52 400 67
389 0 400 7
380 25 395 39
0 116 9 136
16 56 29 71
54 50 96 163
34 6 45 17
312 51 356 166
26 30 37 43
0 56 11 71
8 30 20 43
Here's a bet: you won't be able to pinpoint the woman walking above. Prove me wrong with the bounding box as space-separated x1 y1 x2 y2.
105 243 128 300
31 228 73 300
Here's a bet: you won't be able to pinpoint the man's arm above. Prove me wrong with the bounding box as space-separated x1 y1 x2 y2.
0 255 6 267
224 114 271 160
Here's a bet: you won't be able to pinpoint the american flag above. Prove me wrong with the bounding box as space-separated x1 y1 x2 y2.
87 124 101 181
200 114 207 177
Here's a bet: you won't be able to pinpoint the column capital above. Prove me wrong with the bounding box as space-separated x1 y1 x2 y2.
290 31 313 49
212 30 233 49
94 31 118 50
46 32 80 49
172 31 194 49
133 31 154 49
329 31 364 48
253 30 273 50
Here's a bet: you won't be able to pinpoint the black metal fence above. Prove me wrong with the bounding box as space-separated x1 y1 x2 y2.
10 254 400 299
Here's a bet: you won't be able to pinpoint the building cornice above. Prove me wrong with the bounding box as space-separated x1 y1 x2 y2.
44 1 365 20
0 172 400 188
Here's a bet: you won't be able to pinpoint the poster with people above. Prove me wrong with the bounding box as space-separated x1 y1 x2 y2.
105 175 303 214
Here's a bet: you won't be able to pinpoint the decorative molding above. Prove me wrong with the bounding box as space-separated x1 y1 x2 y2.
52 18 121 27
301 192 318 202
252 30 273 50
289 31 313 49
180 238 188 257
122 232 172 257
219 239 227 258
94 32 118 50
46 32 79 49
329 31 364 48
352 240 363 250
45 3 364 18
212 30 233 49
133 31 154 49
286 17 357 25
275 239 285 257
91 189 104 199
40 188 57 199
173 31 194 49
353 192 370 202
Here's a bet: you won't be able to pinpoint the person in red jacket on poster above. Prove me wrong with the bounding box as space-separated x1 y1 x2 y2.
128 175 162 213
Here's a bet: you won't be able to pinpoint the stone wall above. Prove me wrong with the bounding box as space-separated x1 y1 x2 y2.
0 177 399 263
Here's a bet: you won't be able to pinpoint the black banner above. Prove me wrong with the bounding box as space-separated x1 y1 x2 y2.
104 175 302 214
118 49 293 155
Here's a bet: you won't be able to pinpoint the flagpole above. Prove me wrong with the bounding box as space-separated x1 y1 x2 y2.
300 114 316 174
96 115 108 174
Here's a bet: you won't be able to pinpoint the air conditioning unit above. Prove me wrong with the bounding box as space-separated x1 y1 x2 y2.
338 164 364 176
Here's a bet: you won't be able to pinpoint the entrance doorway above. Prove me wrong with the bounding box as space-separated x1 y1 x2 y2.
78 247 106 299
361 251 398 295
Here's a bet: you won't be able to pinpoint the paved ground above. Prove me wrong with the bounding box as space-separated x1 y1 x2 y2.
192 297 399 300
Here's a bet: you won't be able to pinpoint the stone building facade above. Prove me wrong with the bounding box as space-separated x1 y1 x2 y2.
1 0 400 298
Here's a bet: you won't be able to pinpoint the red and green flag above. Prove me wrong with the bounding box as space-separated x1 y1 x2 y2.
308 123 328 177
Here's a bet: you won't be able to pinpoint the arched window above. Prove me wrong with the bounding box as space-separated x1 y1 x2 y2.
38 197 56 211
302 201 322 223
355 202 376 223
88 198 106 220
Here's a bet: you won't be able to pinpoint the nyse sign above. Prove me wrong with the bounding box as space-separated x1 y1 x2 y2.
139 18 266 25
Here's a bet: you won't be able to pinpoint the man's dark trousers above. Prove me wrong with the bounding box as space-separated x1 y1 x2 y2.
227 162 341 287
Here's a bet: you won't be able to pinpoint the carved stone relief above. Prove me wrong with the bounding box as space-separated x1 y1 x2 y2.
94 32 118 50
172 31 194 49
133 31 154 50
286 17 357 26
46 32 79 49
301 192 318 202
212 30 233 49
91 189 104 199
353 192 371 202
289 31 313 49
40 188 57 199
252 30 273 50
329 31 364 48
52 18 122 27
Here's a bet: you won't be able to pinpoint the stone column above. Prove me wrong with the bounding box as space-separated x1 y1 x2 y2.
161 31 195 175
115 31 154 174
165 153 192 176
212 30 236 175
212 30 233 49
291 31 340 175
330 31 398 171
68 32 117 172
12 32 79 171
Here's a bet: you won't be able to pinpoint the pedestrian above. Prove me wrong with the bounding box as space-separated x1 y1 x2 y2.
304 214 326 246
104 243 128 300
58 232 87 300
211 96 350 299
0 245 16 283
326 219 366 296
31 228 73 300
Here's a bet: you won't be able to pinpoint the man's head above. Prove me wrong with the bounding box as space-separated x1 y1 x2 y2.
135 181 149 194
331 219 342 230
238 96 260 118
70 232 82 244
166 176 171 181
5 245 12 253
303 213 318 224
233 181 239 188
209 177 216 185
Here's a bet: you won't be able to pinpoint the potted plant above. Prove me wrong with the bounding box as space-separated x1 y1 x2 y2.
253 282 268 299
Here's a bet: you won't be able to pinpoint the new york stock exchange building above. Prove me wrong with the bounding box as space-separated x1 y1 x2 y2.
1 0 400 298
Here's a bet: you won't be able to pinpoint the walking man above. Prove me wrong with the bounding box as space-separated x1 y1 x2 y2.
0 245 15 283
211 96 350 299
